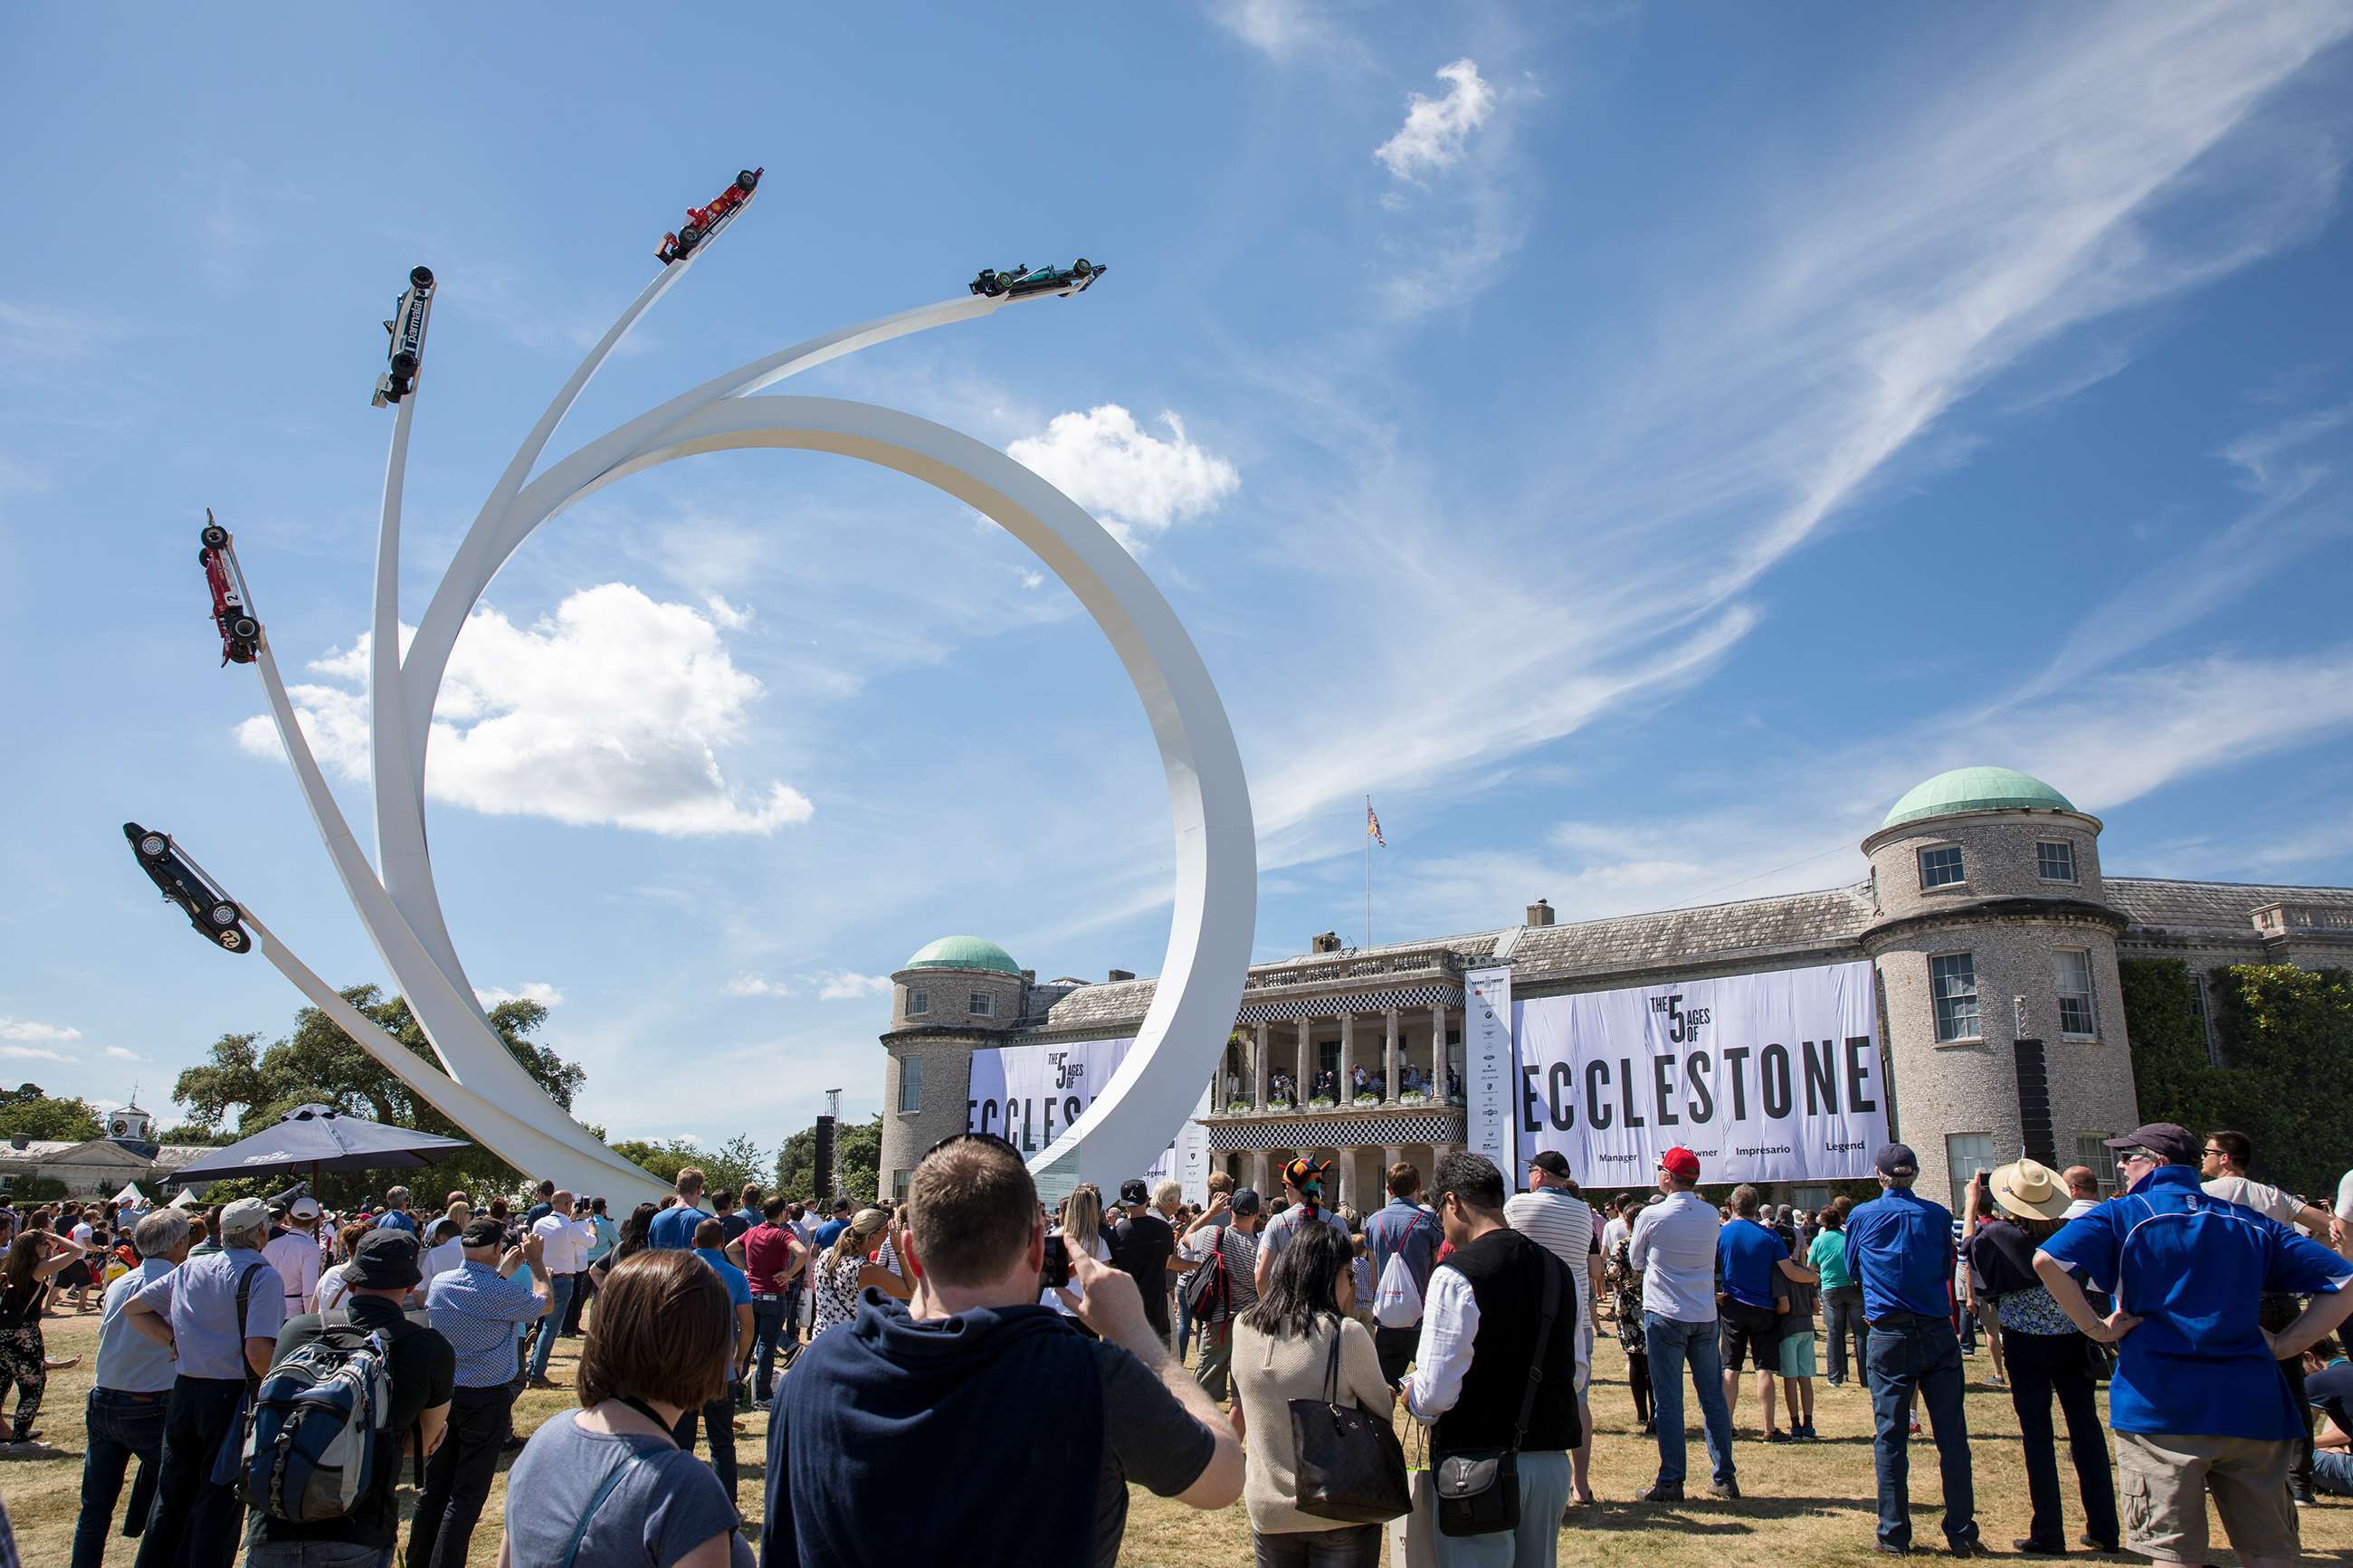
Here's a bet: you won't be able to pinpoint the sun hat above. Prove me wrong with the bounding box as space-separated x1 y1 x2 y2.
347 1229 424 1290
1989 1158 2073 1221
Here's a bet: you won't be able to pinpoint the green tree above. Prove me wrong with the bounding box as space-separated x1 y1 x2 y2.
169 987 597 1207
771 1116 881 1203
0 1092 103 1143
608 1134 770 1200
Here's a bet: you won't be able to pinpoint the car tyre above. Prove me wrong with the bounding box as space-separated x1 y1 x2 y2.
410 265 434 290
138 832 170 860
201 523 230 549
208 900 239 927
230 614 260 641
679 224 703 253
738 169 759 190
1074 259 1091 276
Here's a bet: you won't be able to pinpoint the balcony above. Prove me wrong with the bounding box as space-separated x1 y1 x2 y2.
1240 944 1467 998
2252 901 2353 936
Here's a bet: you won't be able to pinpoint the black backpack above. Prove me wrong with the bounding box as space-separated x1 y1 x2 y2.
1183 1224 1233 1322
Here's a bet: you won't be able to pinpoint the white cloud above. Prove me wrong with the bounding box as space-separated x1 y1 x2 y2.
725 974 795 999
0 1046 68 1063
239 584 814 838
702 594 752 631
1211 0 1346 62
0 1017 80 1043
473 982 565 1009
1374 60 1495 184
811 972 892 1003
102 1046 148 1061
1007 406 1239 549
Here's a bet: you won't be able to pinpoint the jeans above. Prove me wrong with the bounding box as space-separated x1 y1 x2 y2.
1866 1316 1977 1551
2001 1329 2118 1549
1626 1350 1652 1427
750 1296 792 1402
1432 1449 1572 1568
244 1545 392 1567
132 1375 247 1568
1643 1312 1735 1489
1253 1522 1382 1566
527 1275 576 1381
1196 1318 1236 1402
2315 1448 2353 1497
72 1388 167 1568
405 1383 514 1568
1824 1286 1867 1384
672 1388 739 1507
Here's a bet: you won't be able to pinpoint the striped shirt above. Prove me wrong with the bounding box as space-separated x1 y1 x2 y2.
426 1259 542 1388
1180 1221 1261 1324
1505 1188 1596 1325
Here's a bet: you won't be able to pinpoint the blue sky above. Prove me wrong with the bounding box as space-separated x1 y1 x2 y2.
5 4 2350 1149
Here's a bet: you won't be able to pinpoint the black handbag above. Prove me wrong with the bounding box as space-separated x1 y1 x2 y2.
1289 1319 1413 1524
1436 1250 1561 1538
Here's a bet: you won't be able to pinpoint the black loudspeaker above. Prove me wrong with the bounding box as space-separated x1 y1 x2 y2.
814 1115 836 1203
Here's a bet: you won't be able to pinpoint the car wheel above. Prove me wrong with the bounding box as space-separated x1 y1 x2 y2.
410 265 434 290
201 523 230 549
230 614 260 641
219 928 245 951
737 169 759 190
391 350 418 376
1074 259 1091 276
138 832 170 860
208 900 239 927
679 224 703 252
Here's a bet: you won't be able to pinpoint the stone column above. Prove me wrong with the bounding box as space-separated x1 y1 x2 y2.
1383 1144 1405 1194
1384 1009 1402 1101
1338 1012 1357 1099
1429 1003 1448 1087
1296 1018 1315 1103
1252 1149 1271 1194
1253 1022 1272 1110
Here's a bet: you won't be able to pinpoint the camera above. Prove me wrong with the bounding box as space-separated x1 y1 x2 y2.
1042 1233 1072 1291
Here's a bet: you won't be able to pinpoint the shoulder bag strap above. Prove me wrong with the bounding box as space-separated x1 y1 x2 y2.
1510 1252 1563 1453
559 1452 651 1568
1323 1316 1346 1404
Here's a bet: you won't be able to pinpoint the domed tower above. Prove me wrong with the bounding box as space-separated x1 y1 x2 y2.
1859 768 2139 1210
877 936 1028 1202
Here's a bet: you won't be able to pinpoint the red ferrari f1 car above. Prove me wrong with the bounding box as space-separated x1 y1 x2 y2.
658 167 763 265
198 510 260 665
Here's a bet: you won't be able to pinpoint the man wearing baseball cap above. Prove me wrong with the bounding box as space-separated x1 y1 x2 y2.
2036 1122 2353 1568
246 1231 454 1566
1627 1145 1740 1503
1505 1150 1603 1506
123 1196 286 1568
262 1194 324 1316
1846 1142 1981 1555
1110 1177 1179 1343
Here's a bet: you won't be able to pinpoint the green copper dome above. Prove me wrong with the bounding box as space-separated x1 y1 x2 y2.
902 936 1023 975
1882 767 2076 830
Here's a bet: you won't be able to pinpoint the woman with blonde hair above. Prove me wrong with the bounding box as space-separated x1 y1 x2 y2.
810 1208 909 1338
500 1250 751 1566
1043 1184 1112 1316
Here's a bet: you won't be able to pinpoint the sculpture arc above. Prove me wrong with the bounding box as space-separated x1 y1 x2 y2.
508 394 1258 1192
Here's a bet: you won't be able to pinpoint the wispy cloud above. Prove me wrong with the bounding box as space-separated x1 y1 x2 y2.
475 983 566 1009
1007 406 1240 552
1210 0 1354 63
103 1046 148 1061
0 1017 81 1043
812 972 892 1003
725 974 795 999
1375 60 1496 184
0 1045 70 1063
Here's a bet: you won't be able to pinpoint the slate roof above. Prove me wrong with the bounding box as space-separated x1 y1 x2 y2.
1509 885 1875 984
2105 878 2353 937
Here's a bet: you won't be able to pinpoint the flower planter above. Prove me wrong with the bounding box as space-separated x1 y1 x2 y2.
1352 1093 1380 1107
1308 1096 1336 1109
1399 1090 1428 1106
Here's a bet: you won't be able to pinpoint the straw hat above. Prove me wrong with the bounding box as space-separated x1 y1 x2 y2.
1989 1158 2072 1221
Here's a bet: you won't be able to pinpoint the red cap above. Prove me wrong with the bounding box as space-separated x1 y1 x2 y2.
1658 1146 1700 1180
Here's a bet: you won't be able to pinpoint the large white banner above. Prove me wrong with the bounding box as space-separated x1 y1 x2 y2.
1463 966 1518 1176
1514 960 1886 1186
968 1038 1209 1204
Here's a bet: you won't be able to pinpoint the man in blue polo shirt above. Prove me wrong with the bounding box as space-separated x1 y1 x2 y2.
1715 1183 1817 1440
1846 1143 1979 1557
2037 1122 2353 1568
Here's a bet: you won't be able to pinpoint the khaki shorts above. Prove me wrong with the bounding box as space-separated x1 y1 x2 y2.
2114 1428 2300 1565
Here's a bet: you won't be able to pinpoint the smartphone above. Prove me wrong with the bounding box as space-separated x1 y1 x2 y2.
1042 1233 1072 1291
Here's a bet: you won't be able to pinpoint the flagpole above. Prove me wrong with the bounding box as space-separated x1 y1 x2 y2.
1365 794 1373 949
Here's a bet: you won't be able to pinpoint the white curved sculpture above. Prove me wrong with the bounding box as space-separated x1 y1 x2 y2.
245 237 1255 1202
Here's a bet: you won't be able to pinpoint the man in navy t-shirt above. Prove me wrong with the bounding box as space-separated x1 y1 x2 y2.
810 1198 853 1255
1715 1184 1817 1441
1845 1144 1977 1556
2038 1122 2353 1566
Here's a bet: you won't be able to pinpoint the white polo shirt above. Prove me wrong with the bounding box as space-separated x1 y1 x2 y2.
1628 1189 1722 1323
530 1212 592 1276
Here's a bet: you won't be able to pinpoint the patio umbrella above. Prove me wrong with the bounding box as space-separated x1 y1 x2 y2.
170 1103 471 1185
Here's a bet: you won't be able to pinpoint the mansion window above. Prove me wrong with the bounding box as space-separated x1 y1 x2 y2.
1931 953 1980 1041
907 989 929 1017
1946 1132 1995 1217
2055 949 2097 1038
969 991 995 1018
2074 1135 2117 1193
898 1055 923 1113
2036 841 2077 882
1919 844 1966 889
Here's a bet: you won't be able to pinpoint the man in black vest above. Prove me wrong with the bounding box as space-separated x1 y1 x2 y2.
1404 1151 1583 1566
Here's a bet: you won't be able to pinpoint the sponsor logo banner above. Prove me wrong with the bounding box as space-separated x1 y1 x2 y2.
1463 965 1517 1175
1515 960 1886 1185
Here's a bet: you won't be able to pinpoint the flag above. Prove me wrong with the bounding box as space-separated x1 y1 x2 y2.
1366 798 1385 848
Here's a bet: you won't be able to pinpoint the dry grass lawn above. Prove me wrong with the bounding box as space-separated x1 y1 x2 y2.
12 1307 2353 1565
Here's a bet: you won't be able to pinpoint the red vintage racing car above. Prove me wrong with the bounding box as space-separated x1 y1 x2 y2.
198 510 260 665
658 167 763 265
